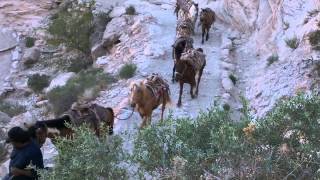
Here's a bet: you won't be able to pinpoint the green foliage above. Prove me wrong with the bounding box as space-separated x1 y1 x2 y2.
47 0 94 54
25 37 35 48
132 108 250 178
309 29 320 51
267 54 279 66
133 93 320 179
47 68 116 115
285 36 300 50
229 74 237 85
0 101 26 117
27 74 50 93
39 125 128 179
119 63 137 79
66 58 92 73
125 5 136 15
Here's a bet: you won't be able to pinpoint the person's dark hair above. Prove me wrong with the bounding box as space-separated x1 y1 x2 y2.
6 126 31 143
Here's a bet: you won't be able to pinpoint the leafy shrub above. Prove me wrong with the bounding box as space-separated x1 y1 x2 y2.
267 54 279 66
229 74 237 85
253 93 320 179
25 37 35 48
27 74 50 93
125 5 136 15
132 108 250 178
39 125 128 179
309 29 320 51
66 58 92 73
47 0 94 54
119 63 137 79
0 101 26 117
133 93 320 179
47 68 116 115
285 36 300 50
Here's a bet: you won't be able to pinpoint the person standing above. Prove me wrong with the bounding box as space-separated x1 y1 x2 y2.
2 126 44 180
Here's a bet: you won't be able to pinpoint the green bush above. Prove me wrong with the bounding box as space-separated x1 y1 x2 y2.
132 93 320 179
125 5 136 15
39 125 128 179
285 36 300 50
25 37 35 48
229 74 237 85
0 101 26 117
47 0 94 54
47 68 116 115
267 54 279 66
66 58 92 73
309 29 320 51
27 74 50 93
119 63 137 79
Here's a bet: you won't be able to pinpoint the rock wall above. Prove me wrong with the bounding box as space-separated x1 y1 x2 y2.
207 0 320 117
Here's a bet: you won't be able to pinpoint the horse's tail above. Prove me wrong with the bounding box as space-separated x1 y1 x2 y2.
164 88 172 107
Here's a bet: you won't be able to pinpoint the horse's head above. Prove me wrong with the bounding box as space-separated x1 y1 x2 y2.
129 82 143 108
200 8 207 21
175 59 193 82
27 121 48 147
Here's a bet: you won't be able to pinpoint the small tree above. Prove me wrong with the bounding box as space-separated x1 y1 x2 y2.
119 63 137 79
39 125 128 179
27 74 50 93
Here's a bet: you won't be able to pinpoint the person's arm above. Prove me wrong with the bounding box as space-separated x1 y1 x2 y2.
11 167 33 177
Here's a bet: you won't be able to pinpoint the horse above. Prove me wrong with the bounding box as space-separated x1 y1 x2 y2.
129 74 171 128
175 48 206 107
172 36 194 82
199 8 216 44
176 17 194 38
26 103 115 143
174 0 199 34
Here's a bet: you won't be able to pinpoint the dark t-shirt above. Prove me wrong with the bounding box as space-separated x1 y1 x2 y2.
8 140 44 180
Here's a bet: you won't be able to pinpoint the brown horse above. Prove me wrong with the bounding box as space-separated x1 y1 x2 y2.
199 8 215 44
26 103 114 144
175 48 206 107
172 36 194 82
129 74 171 128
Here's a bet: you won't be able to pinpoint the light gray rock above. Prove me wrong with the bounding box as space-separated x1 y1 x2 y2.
11 50 19 61
0 29 18 52
0 112 10 125
45 72 76 93
221 61 235 71
222 78 234 92
91 42 106 61
22 47 40 66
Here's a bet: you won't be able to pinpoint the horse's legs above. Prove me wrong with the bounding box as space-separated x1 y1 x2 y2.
206 27 209 41
190 78 196 99
140 116 147 129
161 96 166 121
177 81 184 107
196 67 204 96
202 25 205 44
172 63 176 83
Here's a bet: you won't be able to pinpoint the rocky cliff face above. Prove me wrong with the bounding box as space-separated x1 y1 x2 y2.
206 0 320 117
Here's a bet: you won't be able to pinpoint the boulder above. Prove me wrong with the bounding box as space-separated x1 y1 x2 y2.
222 77 234 92
91 42 106 61
45 72 76 93
22 47 40 66
0 112 10 125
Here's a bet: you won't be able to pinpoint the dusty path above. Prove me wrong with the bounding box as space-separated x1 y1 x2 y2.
95 0 223 137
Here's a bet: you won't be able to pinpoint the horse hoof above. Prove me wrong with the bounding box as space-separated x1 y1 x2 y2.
191 95 195 99
177 102 182 107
